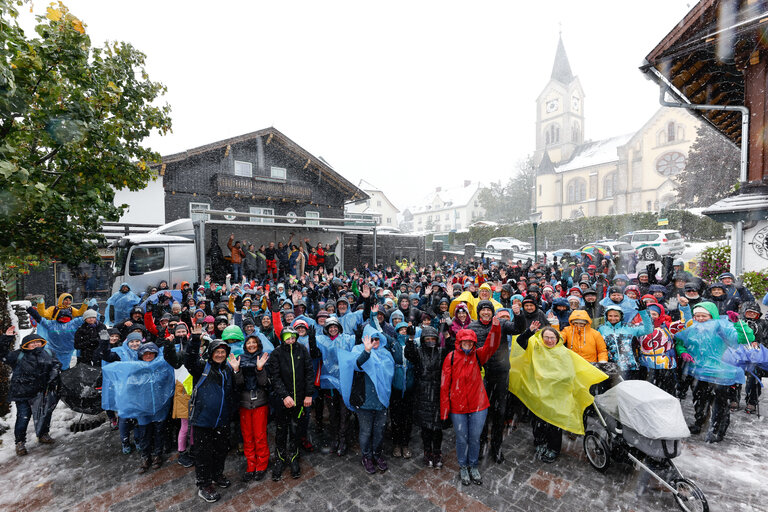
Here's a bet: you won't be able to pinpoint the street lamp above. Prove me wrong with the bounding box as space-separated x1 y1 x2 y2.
529 211 543 262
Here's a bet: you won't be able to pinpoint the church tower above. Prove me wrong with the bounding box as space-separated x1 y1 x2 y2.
534 35 585 167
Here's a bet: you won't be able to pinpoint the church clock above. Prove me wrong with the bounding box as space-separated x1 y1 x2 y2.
546 99 559 113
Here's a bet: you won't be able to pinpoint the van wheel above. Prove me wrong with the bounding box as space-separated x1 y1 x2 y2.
642 248 658 261
510 246 518 253
487 246 495 251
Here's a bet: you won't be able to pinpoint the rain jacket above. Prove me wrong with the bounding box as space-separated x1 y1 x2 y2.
27 306 84 371
339 336 395 410
0 334 62 402
598 306 653 371
561 310 608 363
184 337 237 428
508 329 607 435
267 340 316 405
440 323 500 419
37 293 88 321
106 283 141 325
404 335 450 430
235 348 270 410
637 303 677 370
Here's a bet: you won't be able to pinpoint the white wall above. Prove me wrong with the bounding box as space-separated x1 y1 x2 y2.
113 175 165 225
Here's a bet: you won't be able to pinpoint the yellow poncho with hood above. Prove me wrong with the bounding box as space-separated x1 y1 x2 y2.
38 293 88 320
449 283 502 320
508 331 607 435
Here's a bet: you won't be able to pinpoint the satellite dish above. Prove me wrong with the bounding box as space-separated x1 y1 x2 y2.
223 207 237 221
287 211 297 224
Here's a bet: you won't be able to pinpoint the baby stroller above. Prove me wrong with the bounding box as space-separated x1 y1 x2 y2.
583 379 708 512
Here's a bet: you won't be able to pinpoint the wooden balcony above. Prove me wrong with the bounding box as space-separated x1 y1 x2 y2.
212 173 313 201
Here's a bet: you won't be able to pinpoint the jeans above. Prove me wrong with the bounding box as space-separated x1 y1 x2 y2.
15 395 56 443
119 417 136 445
232 263 242 284
357 408 387 458
135 420 165 458
451 409 488 468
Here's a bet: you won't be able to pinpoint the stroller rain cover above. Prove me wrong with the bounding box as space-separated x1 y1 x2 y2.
595 380 690 440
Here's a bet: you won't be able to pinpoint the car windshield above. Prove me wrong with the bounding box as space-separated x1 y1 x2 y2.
667 232 682 240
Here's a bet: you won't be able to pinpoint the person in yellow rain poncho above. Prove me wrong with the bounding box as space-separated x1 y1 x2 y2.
449 283 502 321
508 321 607 463
38 293 89 321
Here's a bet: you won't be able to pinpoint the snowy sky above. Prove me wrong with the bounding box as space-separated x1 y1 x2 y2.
21 0 695 209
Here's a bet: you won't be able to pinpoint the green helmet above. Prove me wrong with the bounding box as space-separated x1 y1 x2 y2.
222 325 244 342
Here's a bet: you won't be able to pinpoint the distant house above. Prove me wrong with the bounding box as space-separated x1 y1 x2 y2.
404 181 486 233
161 127 367 226
344 179 401 230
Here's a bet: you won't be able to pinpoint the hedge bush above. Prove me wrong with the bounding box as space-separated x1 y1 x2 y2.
454 209 725 249
742 269 768 300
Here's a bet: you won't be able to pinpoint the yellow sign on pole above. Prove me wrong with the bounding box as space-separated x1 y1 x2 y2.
658 218 669 226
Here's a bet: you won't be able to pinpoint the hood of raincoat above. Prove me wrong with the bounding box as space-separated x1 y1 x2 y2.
207 340 232 359
568 309 592 326
454 329 478 350
692 301 720 320
21 334 47 350
604 304 624 324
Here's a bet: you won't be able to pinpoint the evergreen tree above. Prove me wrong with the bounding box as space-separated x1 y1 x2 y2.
479 157 535 223
675 123 740 207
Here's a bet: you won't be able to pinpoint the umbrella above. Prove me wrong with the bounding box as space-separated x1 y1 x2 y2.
31 389 59 438
59 363 103 415
580 245 610 256
141 290 184 311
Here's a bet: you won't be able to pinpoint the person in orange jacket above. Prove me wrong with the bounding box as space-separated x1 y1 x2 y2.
560 310 608 363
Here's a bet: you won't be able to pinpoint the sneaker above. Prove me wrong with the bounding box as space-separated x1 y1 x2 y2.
214 474 231 488
152 455 163 469
15 442 27 457
290 458 301 479
121 442 134 455
198 485 221 503
433 453 443 469
401 446 412 459
138 457 151 474
177 450 194 467
301 437 314 453
423 451 433 467
253 470 267 481
459 467 471 486
242 471 255 482
375 455 388 472
746 403 757 414
539 449 558 463
534 444 546 458
392 445 402 458
272 460 285 481
37 434 55 444
705 433 723 444
729 401 740 412
469 466 482 485
362 456 376 475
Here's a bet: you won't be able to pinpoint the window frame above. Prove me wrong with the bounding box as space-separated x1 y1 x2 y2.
189 202 211 221
305 210 320 226
249 206 275 224
128 246 166 276
270 166 287 180
234 160 253 177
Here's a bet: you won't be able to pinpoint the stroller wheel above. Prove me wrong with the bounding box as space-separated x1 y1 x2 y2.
583 431 610 472
672 478 708 512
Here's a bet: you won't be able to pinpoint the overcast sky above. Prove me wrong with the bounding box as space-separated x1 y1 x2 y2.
22 0 695 209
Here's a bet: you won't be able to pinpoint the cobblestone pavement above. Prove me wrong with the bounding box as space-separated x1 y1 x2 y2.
0 399 765 512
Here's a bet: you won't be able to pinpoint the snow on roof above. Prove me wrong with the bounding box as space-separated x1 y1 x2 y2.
409 181 483 213
702 193 768 215
555 133 634 173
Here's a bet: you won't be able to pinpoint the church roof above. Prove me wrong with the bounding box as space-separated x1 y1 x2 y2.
554 133 633 173
551 36 574 84
537 152 556 176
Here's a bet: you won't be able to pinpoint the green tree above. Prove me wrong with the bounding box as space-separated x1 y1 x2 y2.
675 123 740 207
479 156 535 223
0 1 172 274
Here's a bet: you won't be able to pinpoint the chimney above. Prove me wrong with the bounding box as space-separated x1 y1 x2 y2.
464 180 471 188
435 186 441 192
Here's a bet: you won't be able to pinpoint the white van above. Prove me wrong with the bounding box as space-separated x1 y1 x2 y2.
618 230 685 260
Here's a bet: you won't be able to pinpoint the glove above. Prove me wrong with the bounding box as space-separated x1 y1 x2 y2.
637 299 647 311
681 353 694 363
307 325 316 343
726 310 740 322
354 324 364 343
406 325 416 337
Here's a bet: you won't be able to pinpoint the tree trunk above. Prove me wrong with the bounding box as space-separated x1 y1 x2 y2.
0 280 12 416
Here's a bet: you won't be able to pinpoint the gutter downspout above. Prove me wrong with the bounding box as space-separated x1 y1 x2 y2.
646 66 749 276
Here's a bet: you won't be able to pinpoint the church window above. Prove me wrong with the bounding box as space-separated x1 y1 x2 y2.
656 130 666 146
667 122 676 142
655 151 686 176
546 132 550 145
604 173 615 198
547 124 560 144
572 122 580 142
567 178 586 203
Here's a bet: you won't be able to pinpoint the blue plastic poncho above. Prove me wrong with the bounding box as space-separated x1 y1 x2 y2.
338 343 395 411
101 354 175 425
142 290 184 311
723 345 768 385
35 317 84 371
675 319 744 386
106 283 141 325
599 295 639 324
316 333 355 390
101 344 139 367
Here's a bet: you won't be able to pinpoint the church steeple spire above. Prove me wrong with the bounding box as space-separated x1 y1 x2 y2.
550 35 574 84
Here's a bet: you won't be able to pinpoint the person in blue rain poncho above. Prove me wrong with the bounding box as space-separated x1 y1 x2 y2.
100 331 142 453
598 302 653 380
598 286 640 325
101 341 174 472
338 332 394 474
26 301 85 371
674 301 742 443
106 283 141 326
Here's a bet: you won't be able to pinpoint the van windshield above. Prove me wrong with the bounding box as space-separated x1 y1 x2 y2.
113 246 128 276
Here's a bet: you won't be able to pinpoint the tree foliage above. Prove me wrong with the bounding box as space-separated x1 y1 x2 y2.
478 156 535 223
674 122 740 208
0 1 172 275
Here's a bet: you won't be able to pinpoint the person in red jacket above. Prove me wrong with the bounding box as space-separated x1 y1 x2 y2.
440 318 500 487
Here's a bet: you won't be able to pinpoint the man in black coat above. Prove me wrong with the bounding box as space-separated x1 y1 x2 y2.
0 328 62 456
73 309 108 366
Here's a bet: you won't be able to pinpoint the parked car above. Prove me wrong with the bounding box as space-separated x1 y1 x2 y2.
618 230 685 260
485 237 531 253
580 240 637 260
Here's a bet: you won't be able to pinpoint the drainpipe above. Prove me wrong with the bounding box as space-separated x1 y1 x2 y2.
647 66 749 275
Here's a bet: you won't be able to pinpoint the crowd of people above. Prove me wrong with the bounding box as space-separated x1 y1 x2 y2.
1 242 767 503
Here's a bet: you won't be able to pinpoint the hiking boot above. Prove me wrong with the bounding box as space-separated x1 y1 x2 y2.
253 470 267 481
214 474 231 488
151 455 163 469
138 457 151 474
392 445 402 458
401 446 412 459
375 454 388 472
433 452 443 469
242 471 255 482
198 485 221 503
493 448 505 464
459 467 471 486
469 466 482 485
272 460 285 481
37 434 55 444
336 439 347 457
729 400 740 412
362 456 376 474
423 451 433 467
177 450 194 467
687 423 701 435
539 449 558 463
121 442 134 455
15 442 27 457
746 403 757 414
301 437 314 453
290 458 301 479
705 433 723 444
